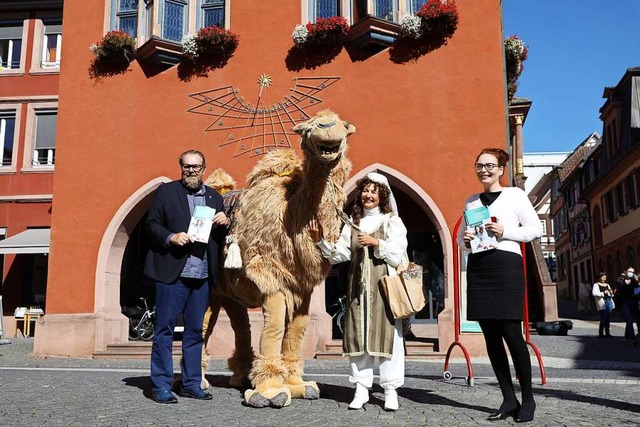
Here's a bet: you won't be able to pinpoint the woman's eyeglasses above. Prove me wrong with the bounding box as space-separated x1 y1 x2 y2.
475 163 499 172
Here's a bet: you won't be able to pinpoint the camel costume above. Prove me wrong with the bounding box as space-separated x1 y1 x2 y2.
200 110 355 408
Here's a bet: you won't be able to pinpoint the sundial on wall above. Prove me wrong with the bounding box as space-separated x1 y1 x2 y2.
188 76 340 158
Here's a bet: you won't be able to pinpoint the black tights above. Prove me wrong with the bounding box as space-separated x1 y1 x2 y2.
479 320 534 411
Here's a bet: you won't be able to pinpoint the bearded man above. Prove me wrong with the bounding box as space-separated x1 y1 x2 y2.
144 149 229 403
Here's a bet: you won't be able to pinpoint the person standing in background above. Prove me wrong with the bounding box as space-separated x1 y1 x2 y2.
592 272 614 337
614 266 639 345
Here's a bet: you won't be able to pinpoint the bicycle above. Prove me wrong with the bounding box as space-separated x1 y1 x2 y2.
329 295 347 335
126 297 155 341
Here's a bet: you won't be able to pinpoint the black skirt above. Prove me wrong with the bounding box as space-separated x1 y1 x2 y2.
466 249 524 320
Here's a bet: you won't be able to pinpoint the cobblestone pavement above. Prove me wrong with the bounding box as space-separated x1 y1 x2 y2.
1 314 640 426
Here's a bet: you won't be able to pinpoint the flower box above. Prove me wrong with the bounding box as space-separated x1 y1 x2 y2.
90 30 136 62
292 16 350 47
504 35 528 101
182 26 239 60
399 0 459 41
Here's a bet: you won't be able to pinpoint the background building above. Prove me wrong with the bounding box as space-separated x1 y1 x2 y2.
524 151 569 281
0 0 62 337
549 132 599 299
584 68 640 280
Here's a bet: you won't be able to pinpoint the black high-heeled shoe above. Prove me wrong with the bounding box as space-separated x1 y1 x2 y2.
487 403 520 421
514 402 536 423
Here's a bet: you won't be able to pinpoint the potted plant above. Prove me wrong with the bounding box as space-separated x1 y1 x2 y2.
182 25 239 60
90 30 136 63
400 0 459 41
504 35 528 101
292 16 350 47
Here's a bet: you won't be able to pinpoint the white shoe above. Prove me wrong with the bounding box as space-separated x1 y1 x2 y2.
348 384 369 410
384 389 399 411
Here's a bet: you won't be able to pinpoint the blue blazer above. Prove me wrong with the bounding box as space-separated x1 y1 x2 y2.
143 180 226 285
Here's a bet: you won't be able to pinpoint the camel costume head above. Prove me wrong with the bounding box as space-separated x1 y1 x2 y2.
201 110 355 408
293 110 355 164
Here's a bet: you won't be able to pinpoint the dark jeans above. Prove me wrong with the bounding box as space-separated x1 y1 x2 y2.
620 302 638 341
598 306 612 335
151 277 210 392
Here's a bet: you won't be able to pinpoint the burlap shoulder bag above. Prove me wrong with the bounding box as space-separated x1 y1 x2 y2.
380 262 426 319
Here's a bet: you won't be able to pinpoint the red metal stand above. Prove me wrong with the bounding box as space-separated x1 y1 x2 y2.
443 217 475 386
521 242 547 385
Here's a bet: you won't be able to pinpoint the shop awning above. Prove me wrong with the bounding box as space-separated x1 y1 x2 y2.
0 229 50 255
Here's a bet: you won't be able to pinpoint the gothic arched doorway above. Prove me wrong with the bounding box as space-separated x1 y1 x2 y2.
326 165 450 339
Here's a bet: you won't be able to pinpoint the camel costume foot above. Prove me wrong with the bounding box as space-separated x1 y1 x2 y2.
229 348 256 389
244 355 292 408
244 384 291 408
282 354 320 400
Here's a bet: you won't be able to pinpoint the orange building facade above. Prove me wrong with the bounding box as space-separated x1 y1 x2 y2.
33 0 510 358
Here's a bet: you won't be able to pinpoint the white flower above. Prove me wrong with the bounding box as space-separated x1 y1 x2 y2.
505 37 526 57
292 24 309 46
400 15 423 39
89 43 99 55
181 33 200 59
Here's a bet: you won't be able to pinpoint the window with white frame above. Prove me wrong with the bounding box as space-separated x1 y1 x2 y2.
0 111 16 167
162 0 187 42
407 0 426 14
33 110 57 167
109 0 236 46
308 0 356 23
115 0 139 37
374 0 397 21
200 0 225 27
0 22 23 70
312 0 340 19
41 19 62 68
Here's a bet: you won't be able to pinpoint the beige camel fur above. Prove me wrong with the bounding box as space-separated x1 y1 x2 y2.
201 110 355 408
200 170 254 390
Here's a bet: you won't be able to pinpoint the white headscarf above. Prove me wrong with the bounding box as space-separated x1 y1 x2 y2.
366 172 398 216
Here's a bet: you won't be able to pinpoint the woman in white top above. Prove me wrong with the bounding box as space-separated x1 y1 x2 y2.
458 148 542 423
309 172 408 411
592 272 614 337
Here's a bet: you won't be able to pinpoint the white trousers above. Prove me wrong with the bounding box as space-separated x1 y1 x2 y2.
348 319 405 390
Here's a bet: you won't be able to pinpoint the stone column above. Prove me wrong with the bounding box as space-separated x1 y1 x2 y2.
513 114 526 190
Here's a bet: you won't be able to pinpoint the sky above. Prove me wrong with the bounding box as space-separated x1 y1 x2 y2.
502 0 640 153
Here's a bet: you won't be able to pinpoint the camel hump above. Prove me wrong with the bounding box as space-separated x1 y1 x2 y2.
205 168 237 194
246 149 303 188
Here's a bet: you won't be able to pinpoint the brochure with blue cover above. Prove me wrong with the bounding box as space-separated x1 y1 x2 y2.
463 205 498 253
187 205 216 243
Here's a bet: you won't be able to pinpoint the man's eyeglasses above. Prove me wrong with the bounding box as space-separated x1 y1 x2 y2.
475 163 500 172
182 164 204 172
